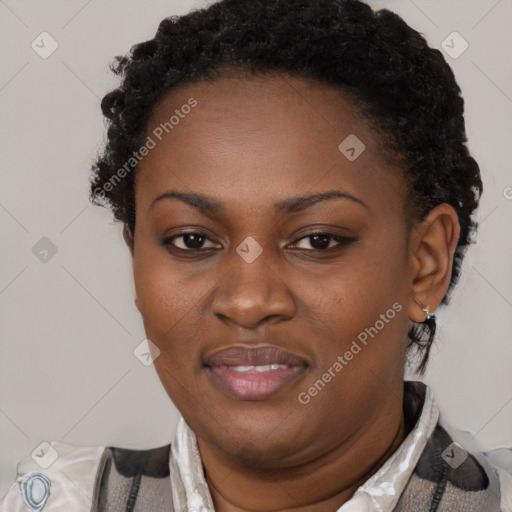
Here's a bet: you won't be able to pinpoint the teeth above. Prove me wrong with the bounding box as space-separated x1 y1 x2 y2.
231 365 255 372
229 364 290 373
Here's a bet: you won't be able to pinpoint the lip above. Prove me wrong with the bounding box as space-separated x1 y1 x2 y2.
203 345 309 400
204 345 307 367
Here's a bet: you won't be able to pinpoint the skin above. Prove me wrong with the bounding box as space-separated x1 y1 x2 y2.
123 73 460 512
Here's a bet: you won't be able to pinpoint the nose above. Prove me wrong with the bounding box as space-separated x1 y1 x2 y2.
211 241 296 329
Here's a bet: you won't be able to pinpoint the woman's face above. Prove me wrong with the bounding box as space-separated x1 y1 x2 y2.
129 74 418 467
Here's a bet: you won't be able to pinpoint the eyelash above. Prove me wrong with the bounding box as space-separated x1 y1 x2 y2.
161 231 357 254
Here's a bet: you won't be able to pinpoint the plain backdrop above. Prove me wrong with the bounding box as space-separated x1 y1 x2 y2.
1 0 511 498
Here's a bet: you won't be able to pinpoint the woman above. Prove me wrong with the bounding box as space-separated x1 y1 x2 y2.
2 0 511 510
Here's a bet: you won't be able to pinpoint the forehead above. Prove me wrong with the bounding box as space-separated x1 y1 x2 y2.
135 73 408 218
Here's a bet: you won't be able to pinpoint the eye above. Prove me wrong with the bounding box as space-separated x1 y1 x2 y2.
288 232 357 251
162 232 221 252
162 231 357 255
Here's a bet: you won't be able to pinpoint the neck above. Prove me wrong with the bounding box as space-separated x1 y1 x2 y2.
197 396 408 512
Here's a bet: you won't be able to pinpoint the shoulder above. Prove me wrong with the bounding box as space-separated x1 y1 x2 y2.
1 441 172 512
395 423 512 512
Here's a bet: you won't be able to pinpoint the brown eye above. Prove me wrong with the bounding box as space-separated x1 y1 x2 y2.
162 232 221 251
289 233 357 251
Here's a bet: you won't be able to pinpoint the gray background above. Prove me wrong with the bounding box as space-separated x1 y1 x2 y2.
1 0 511 497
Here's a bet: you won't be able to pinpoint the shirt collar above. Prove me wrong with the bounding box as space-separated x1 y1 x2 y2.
169 380 439 512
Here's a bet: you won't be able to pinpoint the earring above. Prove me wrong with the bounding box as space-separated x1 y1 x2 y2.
414 299 435 322
422 304 434 321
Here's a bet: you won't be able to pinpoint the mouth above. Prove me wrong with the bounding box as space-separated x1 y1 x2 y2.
203 345 309 401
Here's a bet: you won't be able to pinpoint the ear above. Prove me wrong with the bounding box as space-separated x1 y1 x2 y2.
123 224 134 257
122 225 140 312
406 203 460 323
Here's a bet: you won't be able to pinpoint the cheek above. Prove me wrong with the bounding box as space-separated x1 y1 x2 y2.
314 237 406 314
132 243 201 351
303 237 409 368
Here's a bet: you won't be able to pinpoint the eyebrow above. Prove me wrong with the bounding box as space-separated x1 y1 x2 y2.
148 189 369 215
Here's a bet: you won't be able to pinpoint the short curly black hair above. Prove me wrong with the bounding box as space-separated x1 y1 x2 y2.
89 0 482 375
